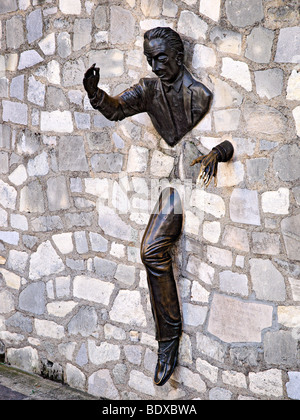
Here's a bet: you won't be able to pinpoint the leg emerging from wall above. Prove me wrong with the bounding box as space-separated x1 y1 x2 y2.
141 187 183 386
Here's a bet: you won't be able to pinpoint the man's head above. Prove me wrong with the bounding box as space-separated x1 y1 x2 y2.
144 27 184 84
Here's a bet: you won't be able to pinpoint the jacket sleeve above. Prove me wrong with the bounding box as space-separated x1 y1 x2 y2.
89 80 147 121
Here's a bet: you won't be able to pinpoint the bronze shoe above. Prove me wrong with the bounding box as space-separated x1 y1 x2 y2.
154 338 179 386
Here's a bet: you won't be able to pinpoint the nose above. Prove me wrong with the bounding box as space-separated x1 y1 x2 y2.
152 59 159 72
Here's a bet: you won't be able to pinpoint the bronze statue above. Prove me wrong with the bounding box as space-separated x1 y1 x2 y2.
83 27 234 386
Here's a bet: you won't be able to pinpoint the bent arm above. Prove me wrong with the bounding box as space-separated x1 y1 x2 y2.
89 88 127 121
83 64 147 122
89 82 147 122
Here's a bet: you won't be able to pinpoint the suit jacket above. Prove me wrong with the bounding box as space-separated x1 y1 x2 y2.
90 67 212 147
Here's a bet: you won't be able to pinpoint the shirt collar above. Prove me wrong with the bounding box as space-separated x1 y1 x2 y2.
162 69 184 93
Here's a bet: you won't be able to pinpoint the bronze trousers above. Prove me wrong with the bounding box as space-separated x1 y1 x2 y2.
141 187 183 342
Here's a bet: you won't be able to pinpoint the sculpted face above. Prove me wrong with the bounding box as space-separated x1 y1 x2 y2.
144 38 182 84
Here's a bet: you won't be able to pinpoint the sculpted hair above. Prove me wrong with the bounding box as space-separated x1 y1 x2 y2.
144 27 184 54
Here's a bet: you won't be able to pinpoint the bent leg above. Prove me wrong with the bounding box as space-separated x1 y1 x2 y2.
141 187 183 342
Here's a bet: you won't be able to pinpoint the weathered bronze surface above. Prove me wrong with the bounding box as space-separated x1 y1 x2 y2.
83 27 234 386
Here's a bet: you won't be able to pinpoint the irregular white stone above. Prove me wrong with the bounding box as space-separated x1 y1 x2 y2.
292 106 300 136
127 146 149 172
140 18 174 31
173 365 206 393
0 208 7 227
150 150 174 177
200 0 221 21
88 369 119 399
190 189 225 218
34 319 65 339
0 290 15 313
208 293 273 343
250 259 285 301
97 203 136 242
104 324 126 340
222 370 247 388
6 347 39 374
229 188 260 226
112 181 130 214
6 54 18 72
73 275 114 305
57 32 72 58
0 331 24 346
88 50 124 78
203 221 221 243
7 250 28 273
38 32 56 55
45 60 61 84
262 188 289 214
47 301 77 317
0 179 17 209
114 264 136 286
27 76 45 106
287 69 300 101
41 110 73 133
2 100 28 125
129 370 155 396
19 0 30 10
52 233 73 254
18 50 43 70
184 210 200 235
8 164 27 186
27 151 49 176
188 258 214 285
182 303 208 326
110 242 126 259
55 276 71 298
89 232 108 252
59 0 81 14
217 161 244 187
58 342 76 361
288 278 300 301
249 369 283 398
207 246 232 267
88 340 120 365
191 281 210 303
221 57 252 91
211 77 243 108
29 241 65 280
219 270 248 297
214 109 241 132
0 231 19 245
196 358 218 383
278 306 300 328
178 11 208 41
109 290 147 327
84 178 109 199
286 372 300 400
223 225 249 253
192 44 216 68
0 269 20 290
66 363 85 391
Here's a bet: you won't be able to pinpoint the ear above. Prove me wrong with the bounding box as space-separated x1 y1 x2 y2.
176 52 184 66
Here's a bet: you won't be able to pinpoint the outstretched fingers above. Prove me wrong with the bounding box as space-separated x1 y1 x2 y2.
190 156 204 167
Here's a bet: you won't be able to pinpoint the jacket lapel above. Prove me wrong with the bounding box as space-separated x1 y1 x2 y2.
154 79 175 131
182 68 193 126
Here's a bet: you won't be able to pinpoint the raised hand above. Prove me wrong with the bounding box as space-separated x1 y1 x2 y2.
83 63 100 98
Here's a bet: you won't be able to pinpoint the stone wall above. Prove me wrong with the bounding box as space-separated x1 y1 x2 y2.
0 0 299 400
